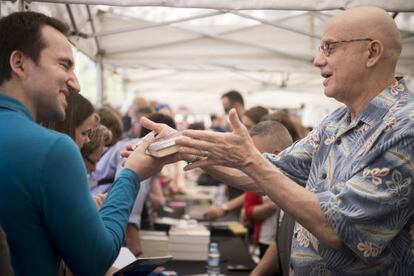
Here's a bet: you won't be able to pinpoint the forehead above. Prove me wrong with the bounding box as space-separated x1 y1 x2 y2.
222 97 232 106
322 13 361 42
39 25 73 59
78 114 97 130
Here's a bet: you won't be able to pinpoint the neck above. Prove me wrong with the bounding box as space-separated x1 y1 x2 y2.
0 80 37 119
346 73 396 120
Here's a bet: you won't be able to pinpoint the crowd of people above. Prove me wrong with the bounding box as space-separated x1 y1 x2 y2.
1 5 414 276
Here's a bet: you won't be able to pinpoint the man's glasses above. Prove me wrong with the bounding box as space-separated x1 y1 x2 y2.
319 38 373 57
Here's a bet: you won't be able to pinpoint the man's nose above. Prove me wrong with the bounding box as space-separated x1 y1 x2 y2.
67 73 81 93
313 52 327 68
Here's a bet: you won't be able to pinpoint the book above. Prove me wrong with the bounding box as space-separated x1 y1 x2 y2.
112 247 172 276
146 132 181 158
140 231 169 257
169 225 210 244
168 224 210 261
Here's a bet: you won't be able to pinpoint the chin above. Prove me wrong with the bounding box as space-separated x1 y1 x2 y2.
323 88 335 98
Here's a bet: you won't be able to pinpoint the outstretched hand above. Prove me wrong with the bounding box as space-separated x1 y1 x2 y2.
140 116 177 139
123 132 179 179
176 109 260 170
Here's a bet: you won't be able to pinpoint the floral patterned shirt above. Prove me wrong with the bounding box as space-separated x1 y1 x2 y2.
265 79 414 275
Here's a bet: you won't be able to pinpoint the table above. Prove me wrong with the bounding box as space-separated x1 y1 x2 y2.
163 233 255 276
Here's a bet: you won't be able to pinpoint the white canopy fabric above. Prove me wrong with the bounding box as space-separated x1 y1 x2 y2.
27 0 414 12
2 1 414 121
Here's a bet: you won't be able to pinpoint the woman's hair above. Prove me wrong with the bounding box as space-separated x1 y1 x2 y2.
261 110 303 141
81 125 112 157
96 106 123 146
244 106 269 125
47 92 97 140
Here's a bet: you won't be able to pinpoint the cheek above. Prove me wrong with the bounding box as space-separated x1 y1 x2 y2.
75 132 84 147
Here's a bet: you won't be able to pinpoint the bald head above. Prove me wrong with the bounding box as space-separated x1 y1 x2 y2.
328 6 401 67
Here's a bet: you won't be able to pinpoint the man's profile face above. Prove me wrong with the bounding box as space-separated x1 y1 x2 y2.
251 135 279 154
251 135 266 153
221 96 233 114
313 19 368 103
23 25 80 122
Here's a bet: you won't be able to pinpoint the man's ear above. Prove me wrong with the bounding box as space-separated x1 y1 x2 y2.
9 50 26 77
366 40 383 68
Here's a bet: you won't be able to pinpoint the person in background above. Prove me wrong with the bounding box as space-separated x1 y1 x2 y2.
97 105 124 147
81 125 112 178
241 106 268 130
210 114 227 132
124 105 153 139
221 90 245 118
261 110 304 142
47 92 99 149
122 96 147 133
155 103 173 117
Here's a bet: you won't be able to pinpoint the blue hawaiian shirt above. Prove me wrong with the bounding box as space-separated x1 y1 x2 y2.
266 79 414 275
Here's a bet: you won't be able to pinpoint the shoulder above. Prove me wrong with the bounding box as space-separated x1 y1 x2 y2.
15 121 79 162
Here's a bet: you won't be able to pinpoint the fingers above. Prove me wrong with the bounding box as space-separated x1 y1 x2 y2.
134 132 155 153
183 157 215 171
120 150 131 158
228 108 247 134
125 144 134 151
140 117 176 138
181 129 222 143
176 136 212 151
178 146 205 157
140 117 163 133
179 153 199 163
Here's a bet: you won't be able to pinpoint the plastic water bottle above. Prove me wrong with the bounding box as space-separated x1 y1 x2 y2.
207 242 220 276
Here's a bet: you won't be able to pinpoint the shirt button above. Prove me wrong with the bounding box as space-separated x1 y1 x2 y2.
336 138 342 145
321 173 327 179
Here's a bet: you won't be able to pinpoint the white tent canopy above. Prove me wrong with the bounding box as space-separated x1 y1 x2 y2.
2 1 414 123
24 0 414 12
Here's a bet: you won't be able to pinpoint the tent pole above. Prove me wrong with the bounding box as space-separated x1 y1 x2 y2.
18 0 29 11
18 0 24 11
96 55 105 107
90 10 225 38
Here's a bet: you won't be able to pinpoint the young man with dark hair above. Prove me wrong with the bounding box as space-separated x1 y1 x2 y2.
0 12 172 276
221 90 245 117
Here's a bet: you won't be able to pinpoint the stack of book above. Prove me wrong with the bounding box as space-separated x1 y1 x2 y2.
140 230 169 257
168 224 210 260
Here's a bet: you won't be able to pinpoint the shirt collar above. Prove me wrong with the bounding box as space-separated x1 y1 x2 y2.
354 78 407 127
0 92 34 121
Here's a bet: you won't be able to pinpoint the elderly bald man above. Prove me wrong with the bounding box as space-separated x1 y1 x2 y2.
164 6 413 275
